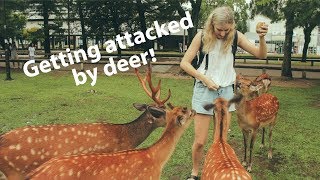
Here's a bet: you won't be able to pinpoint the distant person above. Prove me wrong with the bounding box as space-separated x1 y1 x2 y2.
11 43 19 68
179 43 183 53
28 43 36 61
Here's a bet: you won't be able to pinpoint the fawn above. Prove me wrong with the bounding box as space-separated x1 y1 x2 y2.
26 104 196 180
202 98 252 180
231 76 279 172
0 64 170 180
236 73 271 98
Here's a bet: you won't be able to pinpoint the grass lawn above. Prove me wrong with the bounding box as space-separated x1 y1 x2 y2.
1 69 320 179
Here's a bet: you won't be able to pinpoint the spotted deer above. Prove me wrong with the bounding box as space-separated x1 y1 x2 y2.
201 98 252 180
236 73 271 98
0 64 170 180
26 104 196 180
230 79 279 172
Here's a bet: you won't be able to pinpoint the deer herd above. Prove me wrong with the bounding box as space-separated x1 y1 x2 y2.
0 63 279 180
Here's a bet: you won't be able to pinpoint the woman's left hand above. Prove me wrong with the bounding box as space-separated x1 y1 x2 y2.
256 22 268 37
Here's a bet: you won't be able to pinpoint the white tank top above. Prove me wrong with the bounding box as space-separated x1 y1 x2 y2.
196 40 236 87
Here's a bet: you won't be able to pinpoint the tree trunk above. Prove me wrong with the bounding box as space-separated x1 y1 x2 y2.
136 0 152 52
110 4 122 57
187 0 202 47
77 0 87 50
281 13 294 79
301 26 313 62
19 38 25 49
42 0 51 56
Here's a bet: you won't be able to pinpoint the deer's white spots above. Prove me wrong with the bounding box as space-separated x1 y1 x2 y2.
27 136 33 143
68 169 73 176
58 131 63 135
40 155 45 160
9 144 21 150
8 161 15 168
65 138 69 144
33 162 38 166
58 144 62 149
23 128 29 131
93 170 98 175
30 149 36 155
77 171 81 177
21 155 28 161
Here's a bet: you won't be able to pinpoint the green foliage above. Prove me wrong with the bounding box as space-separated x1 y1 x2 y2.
0 0 27 48
199 0 249 33
1 71 320 179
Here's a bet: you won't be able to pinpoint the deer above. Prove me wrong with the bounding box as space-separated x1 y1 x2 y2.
201 98 252 180
0 64 170 180
230 77 279 172
236 73 271 98
26 104 196 180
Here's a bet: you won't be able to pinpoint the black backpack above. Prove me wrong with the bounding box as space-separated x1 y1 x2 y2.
191 30 238 71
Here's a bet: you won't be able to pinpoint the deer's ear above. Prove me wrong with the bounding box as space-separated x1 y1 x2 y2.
167 102 174 110
249 84 263 92
133 103 148 111
148 106 166 118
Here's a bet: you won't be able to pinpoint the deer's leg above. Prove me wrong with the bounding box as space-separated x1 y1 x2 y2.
247 129 257 173
260 127 265 149
268 125 274 159
241 129 249 167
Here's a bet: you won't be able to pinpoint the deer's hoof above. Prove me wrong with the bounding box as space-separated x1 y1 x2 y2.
268 151 273 159
259 144 265 149
247 165 252 173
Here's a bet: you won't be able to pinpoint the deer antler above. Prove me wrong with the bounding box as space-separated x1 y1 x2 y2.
135 63 171 107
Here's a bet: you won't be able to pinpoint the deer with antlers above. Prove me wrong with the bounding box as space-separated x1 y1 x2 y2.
201 98 252 180
0 64 170 180
231 76 279 172
26 104 196 180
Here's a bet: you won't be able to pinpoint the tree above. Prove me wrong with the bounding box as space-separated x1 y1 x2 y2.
28 0 63 55
169 0 202 47
251 0 320 78
250 0 304 79
295 1 320 62
0 0 27 49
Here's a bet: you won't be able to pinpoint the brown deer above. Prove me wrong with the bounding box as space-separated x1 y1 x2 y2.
236 73 271 98
202 98 252 180
26 104 196 180
230 78 279 172
236 73 272 149
0 64 170 180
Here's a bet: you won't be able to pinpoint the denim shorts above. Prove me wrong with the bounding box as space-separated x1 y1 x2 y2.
192 81 236 115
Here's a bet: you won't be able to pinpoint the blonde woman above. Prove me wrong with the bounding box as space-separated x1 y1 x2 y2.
180 6 268 180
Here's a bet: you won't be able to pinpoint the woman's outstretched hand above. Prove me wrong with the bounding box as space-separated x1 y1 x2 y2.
256 22 268 37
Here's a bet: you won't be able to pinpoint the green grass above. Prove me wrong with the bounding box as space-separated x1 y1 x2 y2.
1 70 320 179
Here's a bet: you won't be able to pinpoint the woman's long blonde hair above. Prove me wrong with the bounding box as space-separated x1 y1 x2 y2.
202 6 235 54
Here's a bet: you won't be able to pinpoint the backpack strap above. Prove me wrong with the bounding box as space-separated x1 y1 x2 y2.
232 30 238 66
198 32 209 70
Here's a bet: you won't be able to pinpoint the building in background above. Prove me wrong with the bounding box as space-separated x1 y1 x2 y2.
246 15 320 55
